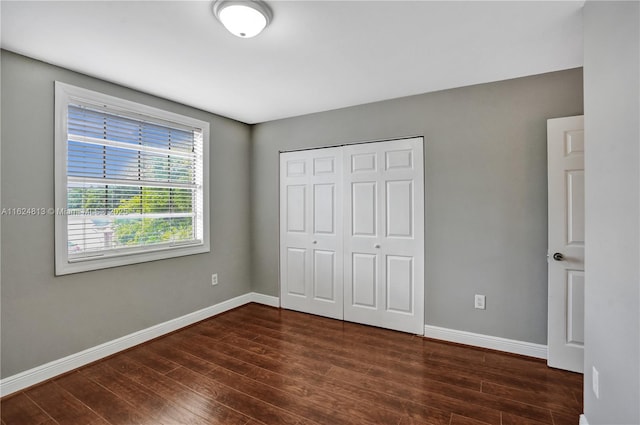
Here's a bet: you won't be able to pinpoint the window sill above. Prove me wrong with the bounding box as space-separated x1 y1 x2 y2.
55 242 210 276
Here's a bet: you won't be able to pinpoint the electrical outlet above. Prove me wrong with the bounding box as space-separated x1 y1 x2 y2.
592 366 599 399
211 273 218 286
474 294 486 310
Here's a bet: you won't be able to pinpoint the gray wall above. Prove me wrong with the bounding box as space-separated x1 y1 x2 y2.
252 69 584 344
583 2 640 424
0 50 253 378
0 49 589 379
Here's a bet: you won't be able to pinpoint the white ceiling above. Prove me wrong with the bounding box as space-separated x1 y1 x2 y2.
1 1 584 124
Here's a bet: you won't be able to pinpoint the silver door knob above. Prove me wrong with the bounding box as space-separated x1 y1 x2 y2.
312 240 317 244
553 252 564 261
374 244 381 248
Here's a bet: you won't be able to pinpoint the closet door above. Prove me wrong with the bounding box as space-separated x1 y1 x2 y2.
343 138 424 334
280 148 344 320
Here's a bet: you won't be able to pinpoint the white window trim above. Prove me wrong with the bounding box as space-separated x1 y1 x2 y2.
54 81 210 275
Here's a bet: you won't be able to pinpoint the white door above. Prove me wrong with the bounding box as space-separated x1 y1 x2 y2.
343 138 425 334
280 148 344 320
547 115 584 373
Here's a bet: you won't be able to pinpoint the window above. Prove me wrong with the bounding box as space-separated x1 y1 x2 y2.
54 82 209 275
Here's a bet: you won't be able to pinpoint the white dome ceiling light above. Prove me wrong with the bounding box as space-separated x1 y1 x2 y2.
213 0 273 38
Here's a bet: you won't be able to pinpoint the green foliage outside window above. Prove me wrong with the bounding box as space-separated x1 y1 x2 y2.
113 187 193 246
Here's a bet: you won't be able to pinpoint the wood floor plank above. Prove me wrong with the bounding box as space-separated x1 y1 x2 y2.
142 337 222 375
398 415 449 425
221 331 368 374
449 414 493 425
4 304 582 425
194 322 453 425
227 320 481 392
501 412 554 425
192 317 239 337
363 362 555 423
166 366 301 425
325 365 502 424
227 308 484 390
426 351 579 395
88 418 111 425
123 344 181 375
484 352 582 387
214 316 365 368
81 362 215 425
209 365 401 425
481 381 581 415
219 329 478 422
109 354 250 425
164 332 289 375
229 306 426 357
550 410 582 425
430 350 580 393
0 392 52 425
54 371 149 425
245 316 520 394
25 381 104 425
230 323 482 392
220 311 476 399
240 362 451 425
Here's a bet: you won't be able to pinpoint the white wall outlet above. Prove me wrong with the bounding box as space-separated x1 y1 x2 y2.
474 294 486 310
592 366 599 399
211 273 218 286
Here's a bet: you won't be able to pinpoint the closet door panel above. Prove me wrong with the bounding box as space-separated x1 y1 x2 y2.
343 138 424 334
280 148 343 320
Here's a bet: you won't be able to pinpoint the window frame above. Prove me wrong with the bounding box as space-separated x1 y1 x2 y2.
54 82 210 275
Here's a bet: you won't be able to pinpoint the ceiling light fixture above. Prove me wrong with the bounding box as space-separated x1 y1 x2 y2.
213 0 272 38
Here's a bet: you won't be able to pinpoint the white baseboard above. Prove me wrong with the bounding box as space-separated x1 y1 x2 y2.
250 292 280 307
579 414 589 425
0 291 278 397
424 324 548 359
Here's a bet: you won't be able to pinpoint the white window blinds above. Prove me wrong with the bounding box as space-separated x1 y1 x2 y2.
55 82 209 275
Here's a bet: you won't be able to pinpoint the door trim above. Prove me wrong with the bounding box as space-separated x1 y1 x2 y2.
278 135 424 154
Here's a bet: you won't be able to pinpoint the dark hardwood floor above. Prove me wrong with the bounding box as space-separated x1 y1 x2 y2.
1 303 583 425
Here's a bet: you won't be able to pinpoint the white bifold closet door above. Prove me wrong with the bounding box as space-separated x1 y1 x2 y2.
279 147 344 320
280 138 424 334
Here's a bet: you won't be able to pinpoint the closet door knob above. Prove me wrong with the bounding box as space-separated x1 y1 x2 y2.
374 244 381 249
312 240 318 244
